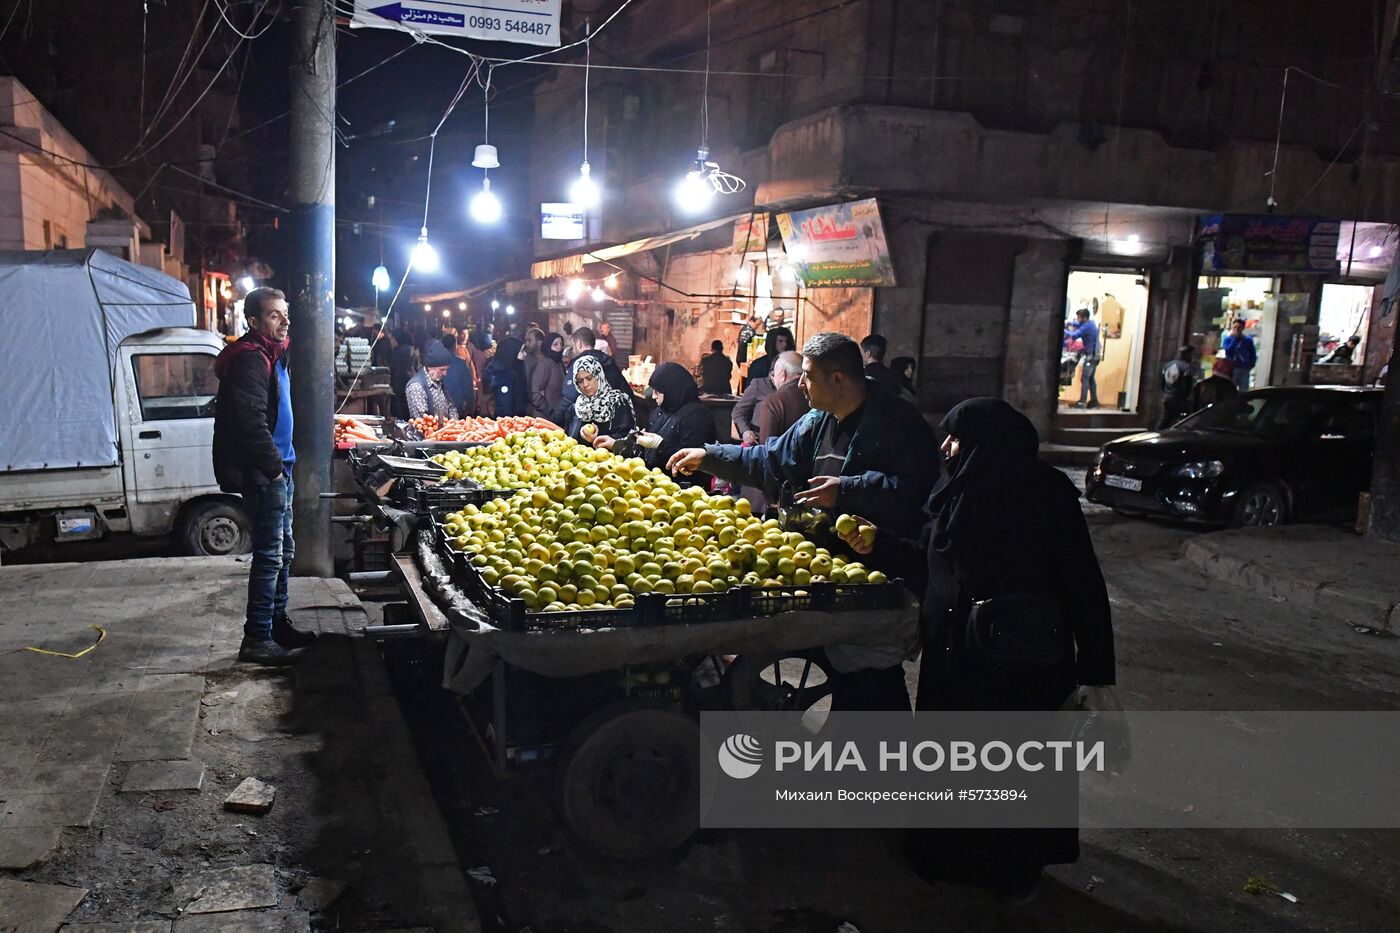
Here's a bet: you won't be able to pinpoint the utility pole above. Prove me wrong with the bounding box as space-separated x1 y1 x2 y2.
288 0 336 576
1367 329 1400 542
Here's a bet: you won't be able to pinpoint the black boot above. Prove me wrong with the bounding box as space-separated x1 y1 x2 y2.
271 614 318 649
239 636 304 667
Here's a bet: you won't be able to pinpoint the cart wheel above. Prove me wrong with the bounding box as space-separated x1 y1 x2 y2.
723 651 835 733
557 702 700 860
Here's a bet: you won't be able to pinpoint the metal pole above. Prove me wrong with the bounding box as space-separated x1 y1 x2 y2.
288 0 336 577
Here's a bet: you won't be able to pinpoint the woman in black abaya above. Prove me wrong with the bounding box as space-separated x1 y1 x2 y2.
840 397 1116 895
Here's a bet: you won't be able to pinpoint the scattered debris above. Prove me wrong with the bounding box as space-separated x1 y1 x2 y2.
467 866 498 886
174 864 278 913
224 777 277 815
152 800 177 812
1212 642 1223 647
1244 876 1297 903
1182 804 1196 813
1085 875 1105 892
836 923 861 933
537 844 560 856
472 806 500 817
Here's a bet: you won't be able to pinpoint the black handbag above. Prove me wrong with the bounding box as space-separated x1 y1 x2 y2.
965 576 1067 669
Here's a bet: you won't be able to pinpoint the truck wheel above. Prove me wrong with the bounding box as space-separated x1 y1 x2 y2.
557 702 700 860
179 501 252 556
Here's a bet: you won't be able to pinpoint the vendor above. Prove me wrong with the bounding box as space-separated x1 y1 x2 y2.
568 354 636 444
597 362 715 485
405 343 459 421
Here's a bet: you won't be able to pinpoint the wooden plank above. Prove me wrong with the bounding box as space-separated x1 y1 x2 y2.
392 554 451 632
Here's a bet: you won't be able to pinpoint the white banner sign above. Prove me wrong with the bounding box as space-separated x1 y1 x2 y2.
351 1 561 47
540 203 584 240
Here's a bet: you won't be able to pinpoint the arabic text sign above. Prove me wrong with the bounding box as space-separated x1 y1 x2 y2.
733 213 769 254
352 0 561 48
1198 213 1340 274
776 199 896 287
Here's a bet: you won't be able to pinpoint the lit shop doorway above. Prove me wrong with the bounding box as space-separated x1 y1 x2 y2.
1059 270 1149 412
1195 276 1278 387
1316 283 1373 367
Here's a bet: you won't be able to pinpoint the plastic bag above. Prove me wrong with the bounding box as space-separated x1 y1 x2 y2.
1061 685 1132 776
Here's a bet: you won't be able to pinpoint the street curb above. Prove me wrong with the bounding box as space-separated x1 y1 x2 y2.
1183 536 1397 632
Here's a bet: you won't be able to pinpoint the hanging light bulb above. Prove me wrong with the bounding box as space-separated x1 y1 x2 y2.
491 298 500 310
411 229 440 273
591 286 606 303
605 272 619 289
566 278 584 301
237 275 256 293
372 265 391 292
776 263 796 283
442 309 451 319
570 161 601 209
675 168 714 214
505 304 516 316
469 177 503 224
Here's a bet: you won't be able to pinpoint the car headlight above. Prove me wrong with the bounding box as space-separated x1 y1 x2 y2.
1172 459 1224 479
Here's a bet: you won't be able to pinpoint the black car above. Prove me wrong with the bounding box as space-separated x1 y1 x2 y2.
1085 386 1383 527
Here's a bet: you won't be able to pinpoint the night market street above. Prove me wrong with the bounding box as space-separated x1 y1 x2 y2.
3 1 1400 932
5 509 1397 932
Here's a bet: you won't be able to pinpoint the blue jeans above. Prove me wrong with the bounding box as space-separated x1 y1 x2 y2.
244 474 294 640
1233 368 1252 392
1078 358 1100 405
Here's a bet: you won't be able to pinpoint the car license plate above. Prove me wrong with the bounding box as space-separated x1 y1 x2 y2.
1104 475 1143 492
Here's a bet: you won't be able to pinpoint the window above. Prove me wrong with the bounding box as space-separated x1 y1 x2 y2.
1179 393 1332 438
133 353 218 421
1320 397 1380 440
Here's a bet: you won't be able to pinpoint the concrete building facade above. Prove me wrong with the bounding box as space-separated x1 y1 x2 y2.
0 78 188 285
525 0 1400 440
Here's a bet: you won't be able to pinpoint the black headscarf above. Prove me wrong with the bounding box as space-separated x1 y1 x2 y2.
494 336 524 372
544 332 565 365
927 398 1042 558
648 361 700 413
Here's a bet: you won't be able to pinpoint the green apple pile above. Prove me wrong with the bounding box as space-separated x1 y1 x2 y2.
438 433 884 613
431 429 579 486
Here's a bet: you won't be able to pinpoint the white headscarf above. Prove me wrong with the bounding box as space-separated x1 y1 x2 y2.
572 355 632 424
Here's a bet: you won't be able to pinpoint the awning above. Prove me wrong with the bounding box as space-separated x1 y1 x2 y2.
530 213 746 279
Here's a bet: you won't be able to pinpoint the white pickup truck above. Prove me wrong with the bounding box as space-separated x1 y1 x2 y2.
0 249 251 557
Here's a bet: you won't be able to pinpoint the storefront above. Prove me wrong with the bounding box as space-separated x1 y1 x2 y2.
1059 269 1150 411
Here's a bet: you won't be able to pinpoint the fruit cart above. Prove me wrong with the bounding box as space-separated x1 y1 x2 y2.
344 427 919 859
391 528 917 860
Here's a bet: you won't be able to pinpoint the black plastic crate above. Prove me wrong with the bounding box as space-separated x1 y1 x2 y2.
417 485 516 514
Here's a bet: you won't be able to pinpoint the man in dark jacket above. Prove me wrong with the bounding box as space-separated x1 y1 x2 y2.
668 332 937 711
699 339 734 394
1158 345 1196 429
744 326 793 388
439 334 475 415
550 326 633 425
860 334 903 397
212 288 316 666
757 350 810 443
671 332 938 535
1188 357 1239 413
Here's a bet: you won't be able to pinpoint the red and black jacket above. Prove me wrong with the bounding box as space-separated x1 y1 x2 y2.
212 331 285 493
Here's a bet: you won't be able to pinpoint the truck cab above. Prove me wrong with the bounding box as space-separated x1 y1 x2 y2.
0 327 250 557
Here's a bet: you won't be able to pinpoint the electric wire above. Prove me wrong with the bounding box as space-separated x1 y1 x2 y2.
213 0 276 39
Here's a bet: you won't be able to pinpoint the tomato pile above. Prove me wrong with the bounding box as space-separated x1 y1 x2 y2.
411 415 561 442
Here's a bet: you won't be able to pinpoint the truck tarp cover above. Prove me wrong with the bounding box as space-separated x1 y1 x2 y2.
0 249 195 472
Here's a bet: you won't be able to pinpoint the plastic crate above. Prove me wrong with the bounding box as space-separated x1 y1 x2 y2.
417 485 517 515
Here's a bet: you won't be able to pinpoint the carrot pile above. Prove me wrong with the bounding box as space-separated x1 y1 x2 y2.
411 415 560 442
334 415 381 445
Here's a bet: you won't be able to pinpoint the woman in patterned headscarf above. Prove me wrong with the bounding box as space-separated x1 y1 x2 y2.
568 354 635 444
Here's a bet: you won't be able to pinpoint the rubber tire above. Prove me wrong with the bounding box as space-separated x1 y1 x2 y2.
723 650 836 714
1229 482 1289 528
556 702 700 860
179 500 252 556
